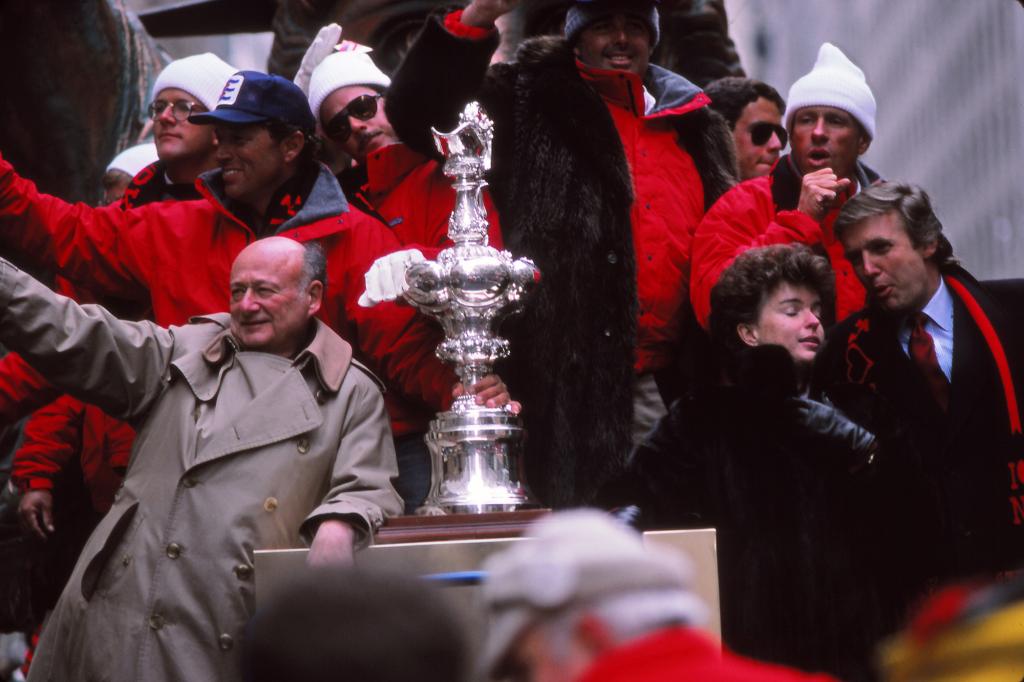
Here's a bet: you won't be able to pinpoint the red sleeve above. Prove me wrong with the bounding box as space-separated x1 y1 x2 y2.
443 9 496 40
102 416 136 472
11 395 86 491
689 178 824 328
0 152 154 303
0 352 61 425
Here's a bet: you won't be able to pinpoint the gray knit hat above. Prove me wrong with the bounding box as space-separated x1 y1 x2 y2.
564 0 660 48
480 510 706 678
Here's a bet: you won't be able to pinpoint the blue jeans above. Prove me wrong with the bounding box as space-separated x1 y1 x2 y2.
393 434 432 514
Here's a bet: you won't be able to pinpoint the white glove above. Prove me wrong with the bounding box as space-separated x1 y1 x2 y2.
293 23 343 94
358 249 426 307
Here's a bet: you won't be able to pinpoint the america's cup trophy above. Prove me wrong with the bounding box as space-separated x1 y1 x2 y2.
403 102 540 514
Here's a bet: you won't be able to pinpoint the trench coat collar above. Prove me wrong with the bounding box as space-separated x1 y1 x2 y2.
179 314 353 399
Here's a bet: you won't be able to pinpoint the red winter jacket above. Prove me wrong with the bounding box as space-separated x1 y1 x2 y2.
690 155 879 328
12 395 132 513
579 628 839 682
361 142 504 250
0 153 453 436
579 60 708 373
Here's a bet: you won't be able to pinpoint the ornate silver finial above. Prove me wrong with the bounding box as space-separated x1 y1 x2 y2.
430 102 495 245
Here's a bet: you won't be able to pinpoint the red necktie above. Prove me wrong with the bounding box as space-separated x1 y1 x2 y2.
909 312 950 412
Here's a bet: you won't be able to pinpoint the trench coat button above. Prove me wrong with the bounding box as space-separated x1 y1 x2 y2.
182 476 197 489
603 328 612 337
166 542 182 559
121 554 131 567
296 437 310 454
148 614 165 631
233 564 253 581
315 389 326 405
264 497 278 512
218 633 233 651
606 251 618 264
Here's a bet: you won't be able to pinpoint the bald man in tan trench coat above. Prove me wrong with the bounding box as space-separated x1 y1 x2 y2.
0 239 403 681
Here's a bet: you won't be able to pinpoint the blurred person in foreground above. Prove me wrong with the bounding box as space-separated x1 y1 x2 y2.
879 576 1024 682
705 76 787 181
603 244 933 680
244 567 468 682
480 509 837 682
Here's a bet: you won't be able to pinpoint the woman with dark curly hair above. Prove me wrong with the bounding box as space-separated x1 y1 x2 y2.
709 243 835 391
604 244 931 682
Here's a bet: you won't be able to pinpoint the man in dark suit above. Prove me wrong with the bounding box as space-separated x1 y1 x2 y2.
816 182 1024 582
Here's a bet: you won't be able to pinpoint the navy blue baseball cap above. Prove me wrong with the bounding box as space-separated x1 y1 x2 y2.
189 70 316 132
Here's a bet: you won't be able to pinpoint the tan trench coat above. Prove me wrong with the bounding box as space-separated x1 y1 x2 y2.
0 259 403 681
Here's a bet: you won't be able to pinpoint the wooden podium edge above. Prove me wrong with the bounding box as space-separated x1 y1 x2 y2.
374 509 552 545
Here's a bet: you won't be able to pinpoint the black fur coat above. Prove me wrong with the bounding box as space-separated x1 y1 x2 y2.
387 14 736 506
601 347 930 681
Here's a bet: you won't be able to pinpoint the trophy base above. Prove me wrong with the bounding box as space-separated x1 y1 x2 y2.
422 408 539 514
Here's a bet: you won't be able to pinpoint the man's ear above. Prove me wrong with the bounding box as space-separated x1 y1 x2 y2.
857 133 871 157
737 323 759 348
920 238 938 261
307 280 324 317
282 130 307 164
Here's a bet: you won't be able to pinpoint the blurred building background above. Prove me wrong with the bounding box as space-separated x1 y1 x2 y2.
124 0 273 71
726 0 1024 279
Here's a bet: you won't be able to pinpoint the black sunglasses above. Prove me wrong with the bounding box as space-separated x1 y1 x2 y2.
749 121 788 147
323 94 383 142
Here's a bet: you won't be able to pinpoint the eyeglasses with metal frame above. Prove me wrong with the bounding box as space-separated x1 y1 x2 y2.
148 99 201 122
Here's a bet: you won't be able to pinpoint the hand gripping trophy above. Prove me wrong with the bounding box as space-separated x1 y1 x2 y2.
403 102 540 514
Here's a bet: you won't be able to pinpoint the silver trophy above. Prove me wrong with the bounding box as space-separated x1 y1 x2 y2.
403 102 540 514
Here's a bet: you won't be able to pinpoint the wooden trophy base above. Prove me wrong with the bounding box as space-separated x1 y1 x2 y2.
375 509 552 545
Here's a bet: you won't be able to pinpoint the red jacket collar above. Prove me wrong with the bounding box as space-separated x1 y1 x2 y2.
575 59 710 120
577 59 648 116
195 164 353 241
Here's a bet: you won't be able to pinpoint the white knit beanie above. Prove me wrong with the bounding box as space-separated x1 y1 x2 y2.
308 50 391 126
106 142 158 176
785 42 876 140
151 53 238 111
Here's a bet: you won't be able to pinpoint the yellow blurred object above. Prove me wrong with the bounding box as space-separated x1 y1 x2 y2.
881 599 1024 682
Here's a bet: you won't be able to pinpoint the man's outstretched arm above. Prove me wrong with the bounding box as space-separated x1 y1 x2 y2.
0 258 174 420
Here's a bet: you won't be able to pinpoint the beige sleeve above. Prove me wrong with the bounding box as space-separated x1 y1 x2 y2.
0 257 175 420
301 371 404 548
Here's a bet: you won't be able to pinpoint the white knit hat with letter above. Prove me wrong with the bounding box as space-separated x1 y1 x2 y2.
308 48 391 125
785 42 876 140
151 53 238 111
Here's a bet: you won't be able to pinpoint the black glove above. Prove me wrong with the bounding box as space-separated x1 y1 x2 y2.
785 396 878 473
